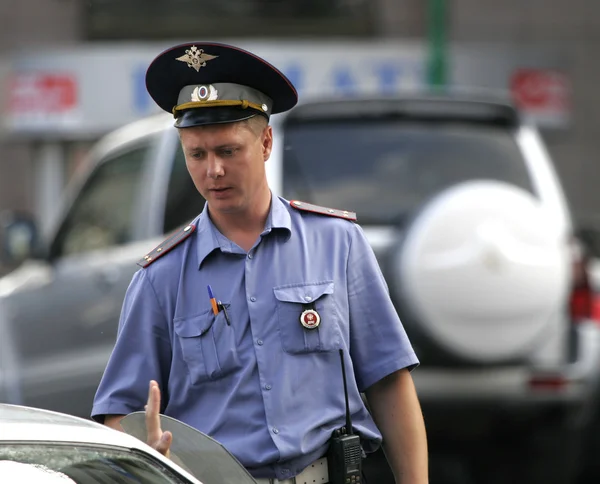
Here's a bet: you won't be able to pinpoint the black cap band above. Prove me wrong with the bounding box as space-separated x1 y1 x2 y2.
174 107 265 128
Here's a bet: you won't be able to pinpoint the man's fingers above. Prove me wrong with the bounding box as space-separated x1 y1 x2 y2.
145 380 162 444
143 380 171 457
155 430 172 458
146 380 161 414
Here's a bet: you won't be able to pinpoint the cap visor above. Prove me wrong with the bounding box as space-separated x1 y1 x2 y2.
174 106 265 128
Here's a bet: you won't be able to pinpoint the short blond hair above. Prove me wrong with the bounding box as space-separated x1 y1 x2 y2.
242 115 269 137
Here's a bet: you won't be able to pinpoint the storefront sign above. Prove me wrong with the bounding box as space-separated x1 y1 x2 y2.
6 72 81 131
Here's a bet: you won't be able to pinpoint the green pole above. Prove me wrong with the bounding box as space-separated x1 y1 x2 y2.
427 0 447 89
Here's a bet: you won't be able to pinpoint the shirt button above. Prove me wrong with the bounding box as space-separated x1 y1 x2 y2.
257 339 264 346
305 296 312 302
272 428 279 434
248 253 253 259
250 297 256 302
264 384 272 390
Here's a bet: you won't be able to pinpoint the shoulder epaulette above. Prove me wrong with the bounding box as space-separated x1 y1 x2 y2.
137 223 196 268
290 200 357 222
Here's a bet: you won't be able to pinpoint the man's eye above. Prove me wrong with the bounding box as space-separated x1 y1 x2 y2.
221 148 236 157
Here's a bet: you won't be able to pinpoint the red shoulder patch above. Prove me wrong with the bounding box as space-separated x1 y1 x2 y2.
290 200 357 222
137 223 196 268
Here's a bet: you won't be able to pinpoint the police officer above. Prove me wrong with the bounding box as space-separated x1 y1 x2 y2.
92 41 428 484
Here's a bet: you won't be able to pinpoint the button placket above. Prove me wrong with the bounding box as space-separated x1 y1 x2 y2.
243 245 283 453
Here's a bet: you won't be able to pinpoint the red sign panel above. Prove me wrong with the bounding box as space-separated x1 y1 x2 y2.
8 73 78 115
510 69 571 126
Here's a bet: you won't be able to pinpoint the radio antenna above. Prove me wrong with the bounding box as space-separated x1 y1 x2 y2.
339 349 353 435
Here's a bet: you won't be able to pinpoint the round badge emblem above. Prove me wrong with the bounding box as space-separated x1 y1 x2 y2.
191 85 219 102
300 309 321 329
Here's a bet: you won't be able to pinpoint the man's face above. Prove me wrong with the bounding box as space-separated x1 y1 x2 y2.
179 118 272 215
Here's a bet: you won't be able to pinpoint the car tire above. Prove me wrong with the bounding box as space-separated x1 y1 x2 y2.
469 418 583 484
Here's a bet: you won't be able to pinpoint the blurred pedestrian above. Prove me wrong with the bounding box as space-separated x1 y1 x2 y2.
91 41 428 484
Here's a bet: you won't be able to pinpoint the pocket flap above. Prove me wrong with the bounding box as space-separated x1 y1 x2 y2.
273 281 334 304
174 312 213 337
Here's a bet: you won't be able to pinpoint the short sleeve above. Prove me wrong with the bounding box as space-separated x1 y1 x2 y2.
346 223 419 392
91 269 172 422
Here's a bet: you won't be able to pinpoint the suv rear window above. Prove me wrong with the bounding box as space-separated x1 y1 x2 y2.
282 120 533 225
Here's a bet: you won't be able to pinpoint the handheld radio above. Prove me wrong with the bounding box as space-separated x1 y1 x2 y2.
327 349 363 484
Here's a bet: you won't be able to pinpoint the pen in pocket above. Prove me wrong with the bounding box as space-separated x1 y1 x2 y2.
207 285 219 315
219 302 231 326
207 284 231 326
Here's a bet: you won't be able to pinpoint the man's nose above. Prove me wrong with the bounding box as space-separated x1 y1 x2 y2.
206 155 225 179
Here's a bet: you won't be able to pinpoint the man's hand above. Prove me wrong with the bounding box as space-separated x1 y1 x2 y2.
145 380 172 458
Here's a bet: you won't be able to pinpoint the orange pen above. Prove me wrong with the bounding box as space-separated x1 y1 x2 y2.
207 285 219 315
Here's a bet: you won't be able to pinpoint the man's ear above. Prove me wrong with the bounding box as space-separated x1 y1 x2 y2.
262 125 273 161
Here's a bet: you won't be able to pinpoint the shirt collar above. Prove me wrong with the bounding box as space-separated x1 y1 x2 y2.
194 204 220 267
263 194 292 235
195 193 292 268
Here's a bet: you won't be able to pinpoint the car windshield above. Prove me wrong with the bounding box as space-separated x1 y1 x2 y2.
0 444 188 484
282 119 534 225
50 141 152 258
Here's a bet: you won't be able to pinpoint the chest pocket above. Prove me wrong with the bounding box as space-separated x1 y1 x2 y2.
274 281 341 354
173 308 241 385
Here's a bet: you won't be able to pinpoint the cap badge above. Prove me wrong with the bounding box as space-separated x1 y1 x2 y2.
176 46 218 72
191 85 218 102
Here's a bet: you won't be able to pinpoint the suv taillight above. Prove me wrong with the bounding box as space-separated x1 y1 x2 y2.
570 239 600 323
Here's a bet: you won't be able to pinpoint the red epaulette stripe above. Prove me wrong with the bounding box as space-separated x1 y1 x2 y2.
137 224 196 268
290 200 357 222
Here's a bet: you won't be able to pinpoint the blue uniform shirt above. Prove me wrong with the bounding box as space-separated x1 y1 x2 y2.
92 194 419 480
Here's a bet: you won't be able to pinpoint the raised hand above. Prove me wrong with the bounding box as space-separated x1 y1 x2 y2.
145 380 172 458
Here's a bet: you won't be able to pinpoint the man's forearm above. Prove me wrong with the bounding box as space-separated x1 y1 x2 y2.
104 414 126 431
365 369 428 484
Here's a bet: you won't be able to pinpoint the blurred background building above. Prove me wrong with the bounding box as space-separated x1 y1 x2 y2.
0 0 598 242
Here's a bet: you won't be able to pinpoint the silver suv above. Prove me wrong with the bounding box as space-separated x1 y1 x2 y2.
279 95 600 482
1 92 599 483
